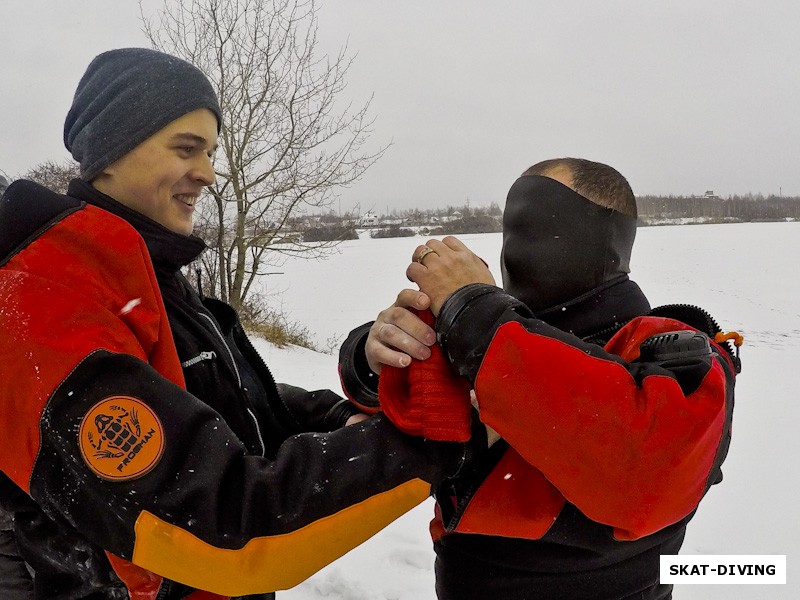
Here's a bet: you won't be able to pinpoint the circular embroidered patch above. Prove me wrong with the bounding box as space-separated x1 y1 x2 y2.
79 396 165 481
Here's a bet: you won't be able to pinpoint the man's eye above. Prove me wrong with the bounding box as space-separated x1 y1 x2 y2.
179 146 194 154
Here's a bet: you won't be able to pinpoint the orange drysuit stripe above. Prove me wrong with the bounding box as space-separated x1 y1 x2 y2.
132 478 430 596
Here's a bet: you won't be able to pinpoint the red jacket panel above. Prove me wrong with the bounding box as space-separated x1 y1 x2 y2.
1 186 468 598
457 316 729 541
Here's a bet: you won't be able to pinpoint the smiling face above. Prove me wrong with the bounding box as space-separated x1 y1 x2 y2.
91 108 218 235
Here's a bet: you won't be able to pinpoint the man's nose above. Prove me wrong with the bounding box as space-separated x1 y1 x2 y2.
192 154 215 186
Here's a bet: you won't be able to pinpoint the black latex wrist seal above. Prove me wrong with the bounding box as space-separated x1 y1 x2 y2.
338 321 380 411
324 398 363 429
436 283 531 382
425 408 490 482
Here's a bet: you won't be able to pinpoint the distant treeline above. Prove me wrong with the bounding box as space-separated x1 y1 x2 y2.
370 214 503 238
296 195 799 241
638 193 800 224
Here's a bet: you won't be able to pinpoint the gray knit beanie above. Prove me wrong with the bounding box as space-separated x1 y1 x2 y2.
64 48 222 181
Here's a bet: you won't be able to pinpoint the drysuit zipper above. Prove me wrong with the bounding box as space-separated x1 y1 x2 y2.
180 351 216 368
197 312 265 455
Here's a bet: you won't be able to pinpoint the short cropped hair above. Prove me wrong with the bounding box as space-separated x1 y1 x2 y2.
521 158 637 218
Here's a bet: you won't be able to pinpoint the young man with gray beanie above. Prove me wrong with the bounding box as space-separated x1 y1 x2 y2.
0 48 481 599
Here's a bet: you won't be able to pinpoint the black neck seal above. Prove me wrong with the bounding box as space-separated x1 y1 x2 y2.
501 175 637 312
68 179 206 275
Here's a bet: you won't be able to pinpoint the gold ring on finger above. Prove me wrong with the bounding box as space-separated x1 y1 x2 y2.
415 246 437 264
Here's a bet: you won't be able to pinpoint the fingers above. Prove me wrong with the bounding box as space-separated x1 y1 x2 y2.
406 236 496 315
421 236 468 255
387 305 436 346
411 237 472 270
365 296 435 373
394 288 430 311
436 236 469 252
365 322 433 372
406 260 425 284
418 237 491 275
412 245 437 265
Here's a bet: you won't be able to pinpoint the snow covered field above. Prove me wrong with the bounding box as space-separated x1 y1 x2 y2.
251 221 799 599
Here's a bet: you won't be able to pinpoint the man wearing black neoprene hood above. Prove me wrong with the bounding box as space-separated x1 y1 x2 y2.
339 158 738 599
501 160 642 320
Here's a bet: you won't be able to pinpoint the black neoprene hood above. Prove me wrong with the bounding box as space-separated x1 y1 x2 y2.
500 175 637 312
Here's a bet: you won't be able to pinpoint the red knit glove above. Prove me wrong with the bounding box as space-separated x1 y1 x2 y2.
378 309 472 441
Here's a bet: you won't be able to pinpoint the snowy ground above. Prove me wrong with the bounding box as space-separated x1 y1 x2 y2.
251 221 799 599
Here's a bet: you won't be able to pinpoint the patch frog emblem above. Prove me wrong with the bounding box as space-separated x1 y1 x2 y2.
79 396 165 481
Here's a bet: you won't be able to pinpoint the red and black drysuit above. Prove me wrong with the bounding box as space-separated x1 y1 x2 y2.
341 280 737 600
339 175 738 600
0 179 478 599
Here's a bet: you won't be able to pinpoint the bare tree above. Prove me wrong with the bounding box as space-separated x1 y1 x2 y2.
23 160 80 194
141 0 386 310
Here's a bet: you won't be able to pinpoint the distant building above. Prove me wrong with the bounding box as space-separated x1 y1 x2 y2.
360 211 379 227
688 190 719 200
441 210 462 223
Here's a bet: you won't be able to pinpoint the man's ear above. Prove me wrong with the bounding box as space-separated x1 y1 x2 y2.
89 153 128 186
95 163 116 178
90 171 108 186
89 165 117 191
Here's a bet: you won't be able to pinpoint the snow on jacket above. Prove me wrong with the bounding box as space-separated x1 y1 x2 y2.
433 281 736 598
0 179 472 599
340 276 737 599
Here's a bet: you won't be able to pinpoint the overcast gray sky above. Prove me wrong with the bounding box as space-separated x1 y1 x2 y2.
2 0 798 211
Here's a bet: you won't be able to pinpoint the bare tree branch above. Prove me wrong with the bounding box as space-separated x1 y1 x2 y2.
22 160 80 194
141 0 386 309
